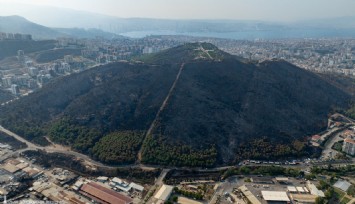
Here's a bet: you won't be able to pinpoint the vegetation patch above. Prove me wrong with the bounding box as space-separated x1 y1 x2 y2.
346 103 355 119
92 131 144 164
340 197 351 204
174 187 204 200
310 165 355 177
332 140 344 152
49 118 101 153
234 137 319 161
141 135 217 167
222 165 302 179
347 185 355 197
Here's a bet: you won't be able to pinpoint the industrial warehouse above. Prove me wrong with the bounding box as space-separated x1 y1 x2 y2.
235 176 328 204
80 182 133 204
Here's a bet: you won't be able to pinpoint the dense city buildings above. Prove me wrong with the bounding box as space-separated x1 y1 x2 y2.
2 36 355 103
0 32 32 41
215 38 355 75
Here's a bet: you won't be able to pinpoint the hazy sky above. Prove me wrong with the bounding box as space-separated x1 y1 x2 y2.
1 0 355 21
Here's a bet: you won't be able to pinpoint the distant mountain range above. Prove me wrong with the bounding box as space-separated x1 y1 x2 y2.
1 12 355 40
0 43 352 167
0 16 122 39
1 4 355 38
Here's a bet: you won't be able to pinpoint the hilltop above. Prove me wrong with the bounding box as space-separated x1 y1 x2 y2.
138 43 234 64
0 43 352 166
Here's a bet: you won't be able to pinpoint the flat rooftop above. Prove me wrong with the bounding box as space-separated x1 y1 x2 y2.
80 182 132 204
238 185 261 204
154 184 174 201
261 191 290 202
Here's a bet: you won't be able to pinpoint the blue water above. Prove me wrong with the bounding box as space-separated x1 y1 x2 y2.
120 28 355 40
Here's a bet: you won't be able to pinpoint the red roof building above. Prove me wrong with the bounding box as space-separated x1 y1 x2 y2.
80 182 133 204
311 135 321 142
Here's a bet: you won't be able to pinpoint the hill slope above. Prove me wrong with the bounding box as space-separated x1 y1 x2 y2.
0 43 352 166
0 39 56 60
0 90 14 104
0 15 122 39
0 16 63 39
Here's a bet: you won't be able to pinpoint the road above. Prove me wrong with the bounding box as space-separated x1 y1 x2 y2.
156 169 170 186
1 114 354 173
0 125 38 149
1 124 353 169
320 114 355 162
209 176 239 204
145 169 171 204
338 113 355 125
0 125 116 168
321 130 344 160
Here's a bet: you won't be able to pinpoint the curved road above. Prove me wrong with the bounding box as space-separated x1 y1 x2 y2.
0 125 108 167
1 115 353 171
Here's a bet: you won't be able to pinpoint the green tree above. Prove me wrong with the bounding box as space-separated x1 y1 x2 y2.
317 180 330 190
325 187 334 199
172 196 178 202
347 185 355 197
92 131 144 164
315 196 326 204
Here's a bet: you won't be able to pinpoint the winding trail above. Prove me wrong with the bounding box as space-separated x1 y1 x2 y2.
137 63 185 162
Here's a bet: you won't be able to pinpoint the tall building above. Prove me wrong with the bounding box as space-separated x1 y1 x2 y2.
11 84 20 95
2 76 13 88
64 55 74 63
28 67 39 76
17 50 25 63
343 136 355 156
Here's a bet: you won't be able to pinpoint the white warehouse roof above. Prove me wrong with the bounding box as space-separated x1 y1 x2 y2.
333 180 351 192
287 186 297 192
129 182 144 192
97 176 109 181
307 181 325 197
261 191 290 202
154 185 174 202
296 187 305 193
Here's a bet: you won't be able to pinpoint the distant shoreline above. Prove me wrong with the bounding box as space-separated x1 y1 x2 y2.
120 28 355 40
